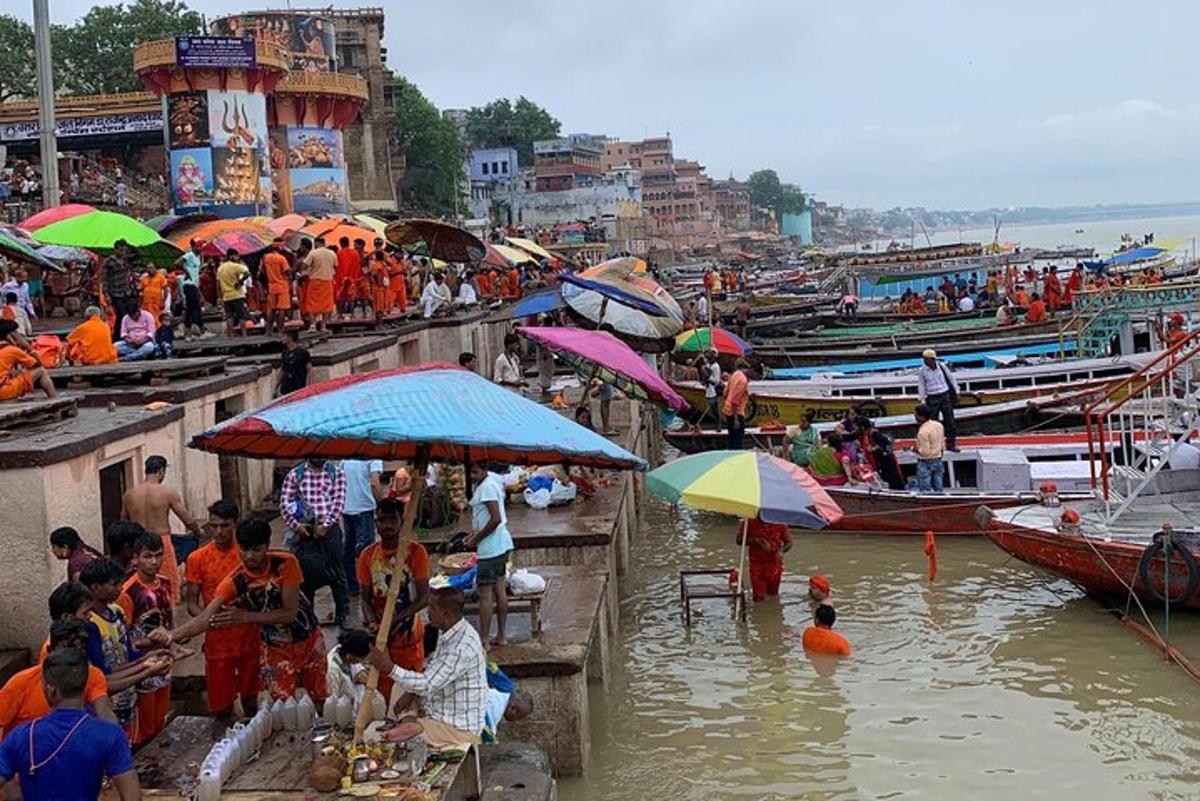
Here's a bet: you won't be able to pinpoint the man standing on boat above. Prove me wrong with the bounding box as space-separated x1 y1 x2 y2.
913 404 946 492
915 349 957 452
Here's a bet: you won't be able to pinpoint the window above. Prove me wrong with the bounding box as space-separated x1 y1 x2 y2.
482 162 489 175
493 161 500 174
501 162 508 174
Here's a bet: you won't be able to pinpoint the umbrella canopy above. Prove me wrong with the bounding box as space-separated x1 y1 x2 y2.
304 222 379 246
20 204 95 232
562 257 684 352
170 218 276 250
676 327 754 356
203 231 272 257
268 213 308 237
37 244 95 264
646 450 843 529
510 288 566 319
354 214 390 235
505 237 553 261
487 243 537 267
190 362 646 470
0 230 62 271
517 326 689 412
144 212 217 235
32 211 181 265
0 224 36 246
559 272 669 317
385 219 486 263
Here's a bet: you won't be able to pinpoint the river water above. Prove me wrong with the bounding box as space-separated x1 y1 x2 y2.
560 499 1200 801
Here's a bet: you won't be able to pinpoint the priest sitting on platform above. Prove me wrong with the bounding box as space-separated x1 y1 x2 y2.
66 306 118 365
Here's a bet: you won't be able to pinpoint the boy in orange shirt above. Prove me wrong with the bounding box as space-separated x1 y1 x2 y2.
0 620 115 734
802 604 852 657
118 533 176 744
356 499 430 701
184 500 262 719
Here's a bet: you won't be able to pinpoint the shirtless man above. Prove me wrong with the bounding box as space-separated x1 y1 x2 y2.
121 455 202 604
733 299 752 341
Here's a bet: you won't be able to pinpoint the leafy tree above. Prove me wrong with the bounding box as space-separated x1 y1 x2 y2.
747 169 808 218
54 0 202 95
0 16 35 102
390 77 463 216
464 97 561 166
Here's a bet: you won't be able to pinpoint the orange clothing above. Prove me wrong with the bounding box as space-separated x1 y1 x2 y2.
131 683 170 744
0 662 108 733
335 249 361 301
368 261 390 312
743 518 789 600
140 273 167 322
263 250 291 294
508 269 522 299
1014 289 1030 307
0 345 37 400
1166 327 1189 348
303 278 335 314
184 541 258 659
802 625 852 656
66 315 118 365
722 369 749 417
1025 299 1047 324
357 540 430 699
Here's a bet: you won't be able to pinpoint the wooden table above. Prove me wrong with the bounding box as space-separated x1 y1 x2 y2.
138 715 477 800
465 591 544 638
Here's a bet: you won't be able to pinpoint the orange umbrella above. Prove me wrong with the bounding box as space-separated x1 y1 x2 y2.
170 218 276 250
303 221 379 245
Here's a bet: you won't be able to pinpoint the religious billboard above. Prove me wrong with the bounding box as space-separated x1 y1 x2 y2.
211 13 336 72
175 36 257 69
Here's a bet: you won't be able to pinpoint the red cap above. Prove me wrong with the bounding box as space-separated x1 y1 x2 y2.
1061 508 1080 524
1170 312 1185 325
808 575 831 594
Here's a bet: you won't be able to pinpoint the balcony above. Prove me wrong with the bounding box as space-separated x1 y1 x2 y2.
278 71 369 101
133 37 291 75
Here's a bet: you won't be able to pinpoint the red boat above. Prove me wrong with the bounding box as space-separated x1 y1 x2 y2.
827 486 1093 536
982 507 1200 609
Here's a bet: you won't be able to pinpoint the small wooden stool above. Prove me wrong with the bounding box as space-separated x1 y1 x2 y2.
679 569 746 626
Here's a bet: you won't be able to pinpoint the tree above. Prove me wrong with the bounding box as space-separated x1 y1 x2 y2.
0 16 34 102
747 169 808 219
54 0 202 95
390 77 463 217
464 96 561 166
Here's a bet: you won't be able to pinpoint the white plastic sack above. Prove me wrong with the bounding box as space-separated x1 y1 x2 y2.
509 569 547 595
523 487 552 509
503 466 525 488
549 479 577 505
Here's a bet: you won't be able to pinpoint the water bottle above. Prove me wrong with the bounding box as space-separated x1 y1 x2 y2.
282 696 299 731
270 698 285 732
297 692 316 729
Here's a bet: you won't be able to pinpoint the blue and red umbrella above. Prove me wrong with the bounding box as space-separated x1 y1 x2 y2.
190 362 646 470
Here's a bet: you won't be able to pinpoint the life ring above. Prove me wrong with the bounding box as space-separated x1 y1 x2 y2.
1136 531 1200 604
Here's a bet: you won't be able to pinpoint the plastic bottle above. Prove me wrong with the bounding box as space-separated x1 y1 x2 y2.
198 769 220 801
334 696 353 727
369 691 386 723
270 698 285 732
282 696 299 731
297 692 316 729
321 697 337 724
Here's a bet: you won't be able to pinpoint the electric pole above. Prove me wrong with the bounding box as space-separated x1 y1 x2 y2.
34 0 60 209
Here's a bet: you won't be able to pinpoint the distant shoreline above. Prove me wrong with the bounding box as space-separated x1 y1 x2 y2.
927 202 1200 231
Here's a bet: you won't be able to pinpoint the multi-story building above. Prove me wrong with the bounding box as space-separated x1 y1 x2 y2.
469 148 519 184
533 134 605 192
713 178 752 231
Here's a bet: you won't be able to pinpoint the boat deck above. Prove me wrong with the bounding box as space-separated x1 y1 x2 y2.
993 489 1200 543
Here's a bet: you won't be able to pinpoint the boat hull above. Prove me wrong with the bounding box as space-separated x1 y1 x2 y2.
827 489 1087 535
753 331 1061 368
985 518 1200 609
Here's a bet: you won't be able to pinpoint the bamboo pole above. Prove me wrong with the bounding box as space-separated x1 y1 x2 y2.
353 448 430 744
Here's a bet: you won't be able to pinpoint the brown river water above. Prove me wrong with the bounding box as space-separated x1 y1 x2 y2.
559 500 1200 801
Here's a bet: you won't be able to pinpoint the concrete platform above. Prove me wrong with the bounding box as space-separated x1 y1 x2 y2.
0 403 184 468
65 366 271 408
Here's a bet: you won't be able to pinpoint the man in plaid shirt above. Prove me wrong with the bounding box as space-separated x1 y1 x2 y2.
280 458 351 629
368 587 487 750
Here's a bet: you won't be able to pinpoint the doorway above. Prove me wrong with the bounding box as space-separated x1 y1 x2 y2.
99 459 130 538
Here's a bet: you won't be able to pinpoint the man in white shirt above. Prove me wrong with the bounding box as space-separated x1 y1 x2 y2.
456 270 478 307
701 348 722 426
957 294 975 312
420 273 452 318
492 333 524 388
368 588 487 750
697 293 709 325
340 459 383 595
914 348 958 451
0 268 36 321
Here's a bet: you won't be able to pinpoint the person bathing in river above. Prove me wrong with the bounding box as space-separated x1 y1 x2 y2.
737 515 792 602
802 604 851 657
808 575 833 607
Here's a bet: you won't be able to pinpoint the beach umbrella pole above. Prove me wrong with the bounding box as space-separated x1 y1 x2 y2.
354 449 430 743
735 520 748 620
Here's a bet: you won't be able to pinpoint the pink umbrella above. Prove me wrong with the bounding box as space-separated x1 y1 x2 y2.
21 204 96 231
517 326 690 412
268 213 307 237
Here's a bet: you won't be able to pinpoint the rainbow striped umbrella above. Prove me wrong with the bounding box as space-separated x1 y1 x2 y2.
675 327 753 356
646 449 842 529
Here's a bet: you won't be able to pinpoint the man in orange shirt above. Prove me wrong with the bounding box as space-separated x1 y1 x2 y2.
737 515 792 602
66 306 118 365
185 500 262 719
140 268 168 324
722 358 750 449
335 236 360 318
356 498 430 701
802 604 852 657
262 238 292 334
0 619 116 733
0 319 56 400
1024 293 1048 324
382 244 407 314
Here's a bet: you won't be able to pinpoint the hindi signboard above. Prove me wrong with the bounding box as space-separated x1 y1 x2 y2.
1 113 164 142
175 36 257 69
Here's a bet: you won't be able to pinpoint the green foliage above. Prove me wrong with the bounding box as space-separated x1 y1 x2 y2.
390 77 463 217
747 169 808 218
0 15 35 102
464 97 561 166
53 0 202 95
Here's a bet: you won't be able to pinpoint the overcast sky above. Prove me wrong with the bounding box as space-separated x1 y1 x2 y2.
6 0 1199 210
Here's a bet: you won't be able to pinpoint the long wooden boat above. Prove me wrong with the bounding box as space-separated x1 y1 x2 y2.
981 507 1200 609
828 487 1094 536
752 330 1065 368
782 317 1064 350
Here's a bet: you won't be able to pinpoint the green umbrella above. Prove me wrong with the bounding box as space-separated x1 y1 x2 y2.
32 211 182 266
0 229 61 272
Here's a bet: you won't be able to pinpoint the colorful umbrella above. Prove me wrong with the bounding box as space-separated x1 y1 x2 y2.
510 288 566 319
385 219 486 263
268 213 308 237
20 203 95 232
143 212 217 235
354 214 390 235
559 272 669 317
675 327 754 356
561 257 684 352
203 231 272 257
37 244 95 263
32 211 181 265
505 237 553 261
646 450 843 529
489 243 537 266
517 326 690 412
190 362 647 470
303 222 379 246
0 230 62 271
169 218 276 250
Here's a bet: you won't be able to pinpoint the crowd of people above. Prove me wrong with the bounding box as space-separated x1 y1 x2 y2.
0 446 533 797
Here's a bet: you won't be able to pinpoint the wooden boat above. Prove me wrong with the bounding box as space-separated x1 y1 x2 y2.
672 353 1151 426
784 316 1063 349
752 330 1064 368
982 507 1200 609
665 398 1076 453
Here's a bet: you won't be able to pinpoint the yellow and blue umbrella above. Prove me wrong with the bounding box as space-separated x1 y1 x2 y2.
646 449 842 529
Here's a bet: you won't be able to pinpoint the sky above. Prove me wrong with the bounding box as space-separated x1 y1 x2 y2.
6 0 1200 210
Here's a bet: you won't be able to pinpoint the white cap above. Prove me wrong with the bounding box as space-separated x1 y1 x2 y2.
922 349 937 359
